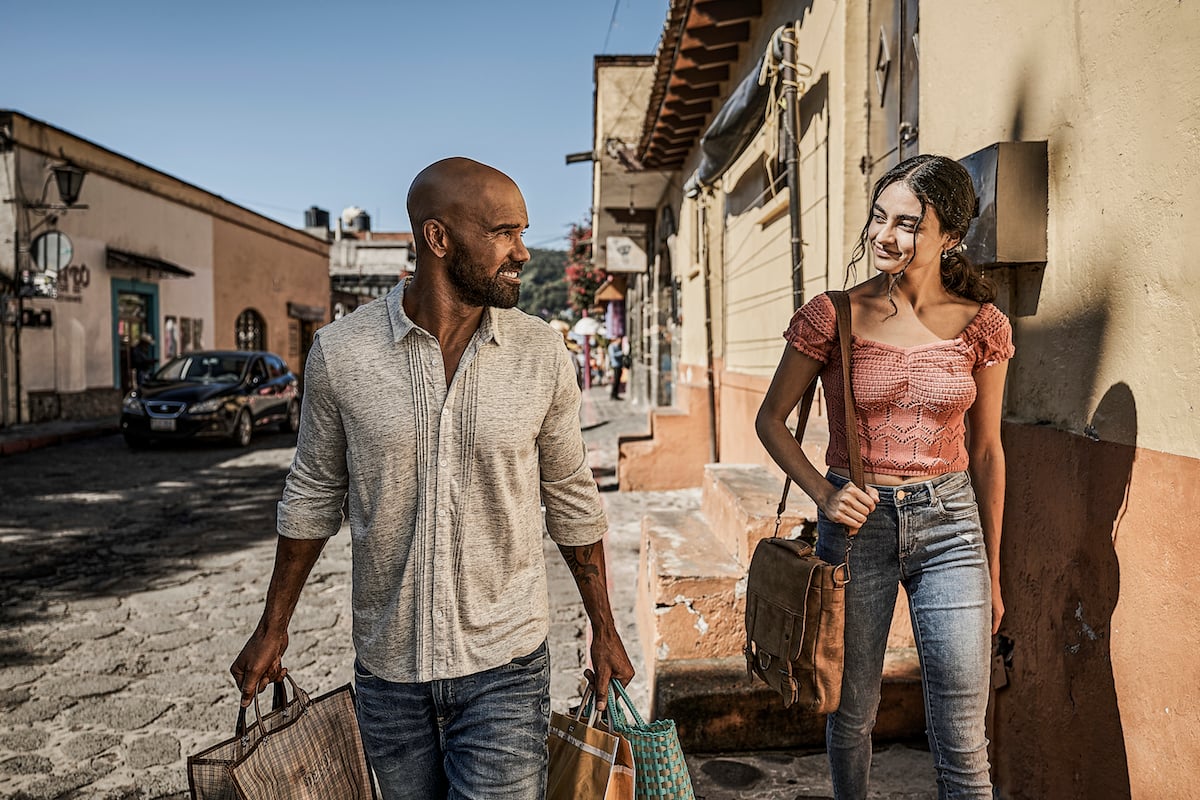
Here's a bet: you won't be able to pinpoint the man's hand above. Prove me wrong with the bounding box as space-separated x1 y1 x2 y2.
230 626 290 708
587 627 636 713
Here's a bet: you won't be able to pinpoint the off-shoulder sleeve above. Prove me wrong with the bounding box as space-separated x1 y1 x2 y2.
784 292 837 364
967 304 1015 372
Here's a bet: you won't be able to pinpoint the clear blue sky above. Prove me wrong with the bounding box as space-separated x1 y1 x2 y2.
4 0 669 249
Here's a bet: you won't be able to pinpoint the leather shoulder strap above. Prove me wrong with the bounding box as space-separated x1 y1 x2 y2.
774 291 864 532
827 291 864 489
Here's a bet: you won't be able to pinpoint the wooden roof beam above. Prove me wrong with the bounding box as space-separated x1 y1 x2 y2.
674 45 741 71
665 84 721 103
671 63 730 88
690 0 763 26
683 21 751 49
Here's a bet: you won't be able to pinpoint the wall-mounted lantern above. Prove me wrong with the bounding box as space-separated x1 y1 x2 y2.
51 163 87 207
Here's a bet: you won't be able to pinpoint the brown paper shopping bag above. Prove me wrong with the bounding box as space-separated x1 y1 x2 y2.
547 687 634 800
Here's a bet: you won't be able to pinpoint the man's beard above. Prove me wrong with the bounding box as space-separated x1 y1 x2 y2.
446 235 520 309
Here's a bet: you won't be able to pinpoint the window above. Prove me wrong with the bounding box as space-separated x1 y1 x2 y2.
236 309 266 351
266 355 287 378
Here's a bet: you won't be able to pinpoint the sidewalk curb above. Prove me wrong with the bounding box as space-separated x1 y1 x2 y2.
0 421 120 457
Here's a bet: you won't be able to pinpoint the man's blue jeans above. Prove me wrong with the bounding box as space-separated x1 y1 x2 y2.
354 641 551 800
817 471 993 800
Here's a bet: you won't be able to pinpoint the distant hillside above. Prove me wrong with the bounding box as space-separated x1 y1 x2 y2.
517 248 569 319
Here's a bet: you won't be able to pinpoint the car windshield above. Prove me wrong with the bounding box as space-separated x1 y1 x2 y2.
152 355 249 384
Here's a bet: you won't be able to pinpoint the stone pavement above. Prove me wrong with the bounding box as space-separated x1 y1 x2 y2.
577 388 938 800
0 386 936 799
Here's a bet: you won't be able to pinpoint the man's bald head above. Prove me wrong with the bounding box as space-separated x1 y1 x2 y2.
407 158 521 251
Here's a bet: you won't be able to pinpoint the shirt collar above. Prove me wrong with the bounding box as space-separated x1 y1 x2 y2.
386 280 505 347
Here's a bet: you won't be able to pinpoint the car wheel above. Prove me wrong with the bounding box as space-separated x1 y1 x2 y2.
231 409 253 448
283 400 300 433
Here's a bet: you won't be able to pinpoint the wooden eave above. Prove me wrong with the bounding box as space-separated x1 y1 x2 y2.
638 0 763 170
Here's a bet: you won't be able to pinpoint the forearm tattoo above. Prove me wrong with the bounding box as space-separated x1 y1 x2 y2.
560 544 601 583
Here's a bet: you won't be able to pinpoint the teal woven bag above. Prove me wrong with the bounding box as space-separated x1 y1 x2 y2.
607 681 695 800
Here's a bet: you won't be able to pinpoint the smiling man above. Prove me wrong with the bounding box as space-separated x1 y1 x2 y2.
230 158 635 799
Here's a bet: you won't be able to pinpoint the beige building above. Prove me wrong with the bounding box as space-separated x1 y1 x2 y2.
595 1 1200 798
0 111 329 426
304 206 415 318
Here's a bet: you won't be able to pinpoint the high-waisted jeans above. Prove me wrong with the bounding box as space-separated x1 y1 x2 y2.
353 641 551 800
816 471 993 800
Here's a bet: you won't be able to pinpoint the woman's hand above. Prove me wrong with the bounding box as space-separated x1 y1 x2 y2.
991 578 1005 635
820 482 880 535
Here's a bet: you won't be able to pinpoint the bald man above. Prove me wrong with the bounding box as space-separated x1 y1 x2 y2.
231 158 634 799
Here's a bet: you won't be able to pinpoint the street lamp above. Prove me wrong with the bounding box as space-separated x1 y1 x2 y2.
52 164 86 207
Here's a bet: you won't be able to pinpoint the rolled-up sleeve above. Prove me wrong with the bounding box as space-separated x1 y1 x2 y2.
277 335 348 539
538 346 607 546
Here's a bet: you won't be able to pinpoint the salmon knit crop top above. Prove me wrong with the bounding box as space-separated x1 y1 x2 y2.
784 293 1015 476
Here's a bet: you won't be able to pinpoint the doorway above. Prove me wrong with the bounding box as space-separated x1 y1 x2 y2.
865 0 920 186
111 280 158 396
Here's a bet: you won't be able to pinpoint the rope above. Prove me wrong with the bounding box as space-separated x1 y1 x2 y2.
758 25 813 197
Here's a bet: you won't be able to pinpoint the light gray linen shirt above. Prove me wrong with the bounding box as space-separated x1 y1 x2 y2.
277 281 606 682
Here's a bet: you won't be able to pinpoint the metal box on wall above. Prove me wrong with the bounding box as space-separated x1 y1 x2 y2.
958 141 1048 267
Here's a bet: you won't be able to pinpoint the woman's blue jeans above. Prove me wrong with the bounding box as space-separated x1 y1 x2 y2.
817 471 993 800
353 641 551 800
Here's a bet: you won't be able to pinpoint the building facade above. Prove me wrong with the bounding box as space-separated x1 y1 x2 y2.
594 1 1200 797
305 206 415 319
0 111 329 426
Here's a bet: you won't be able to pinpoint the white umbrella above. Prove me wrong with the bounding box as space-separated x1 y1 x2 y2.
572 317 603 336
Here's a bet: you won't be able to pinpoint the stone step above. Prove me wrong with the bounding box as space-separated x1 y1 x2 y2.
701 464 818 567
636 508 747 678
618 408 710 490
653 649 925 752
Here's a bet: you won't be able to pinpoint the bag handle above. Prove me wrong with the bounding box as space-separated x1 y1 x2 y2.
774 291 863 557
605 679 647 730
235 673 309 754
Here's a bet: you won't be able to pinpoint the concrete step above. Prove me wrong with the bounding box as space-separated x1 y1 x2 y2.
701 464 818 567
636 508 747 684
618 407 710 490
654 649 925 752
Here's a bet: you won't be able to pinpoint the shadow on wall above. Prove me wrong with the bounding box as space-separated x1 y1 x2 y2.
994 382 1135 800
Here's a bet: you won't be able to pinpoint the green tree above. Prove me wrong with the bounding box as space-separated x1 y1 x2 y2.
517 247 570 319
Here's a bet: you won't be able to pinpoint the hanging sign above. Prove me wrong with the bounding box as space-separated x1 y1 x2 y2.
604 236 647 273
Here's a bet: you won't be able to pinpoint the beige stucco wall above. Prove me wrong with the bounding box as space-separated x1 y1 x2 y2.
917 4 1200 797
212 217 329 373
11 153 213 395
921 0 1200 459
670 0 862 382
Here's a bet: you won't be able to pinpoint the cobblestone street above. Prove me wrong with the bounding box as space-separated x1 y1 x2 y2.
0 387 934 799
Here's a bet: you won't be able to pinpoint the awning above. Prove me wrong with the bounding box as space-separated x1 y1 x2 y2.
106 248 195 278
691 52 772 190
287 301 325 322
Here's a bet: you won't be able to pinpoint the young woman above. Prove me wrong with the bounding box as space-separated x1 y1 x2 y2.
756 154 1013 799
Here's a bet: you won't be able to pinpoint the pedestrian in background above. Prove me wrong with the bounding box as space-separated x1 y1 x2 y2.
607 336 625 400
231 157 635 800
130 333 156 388
757 154 1013 799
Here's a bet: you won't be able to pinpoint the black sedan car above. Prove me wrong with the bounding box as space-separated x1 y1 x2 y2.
120 350 300 449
